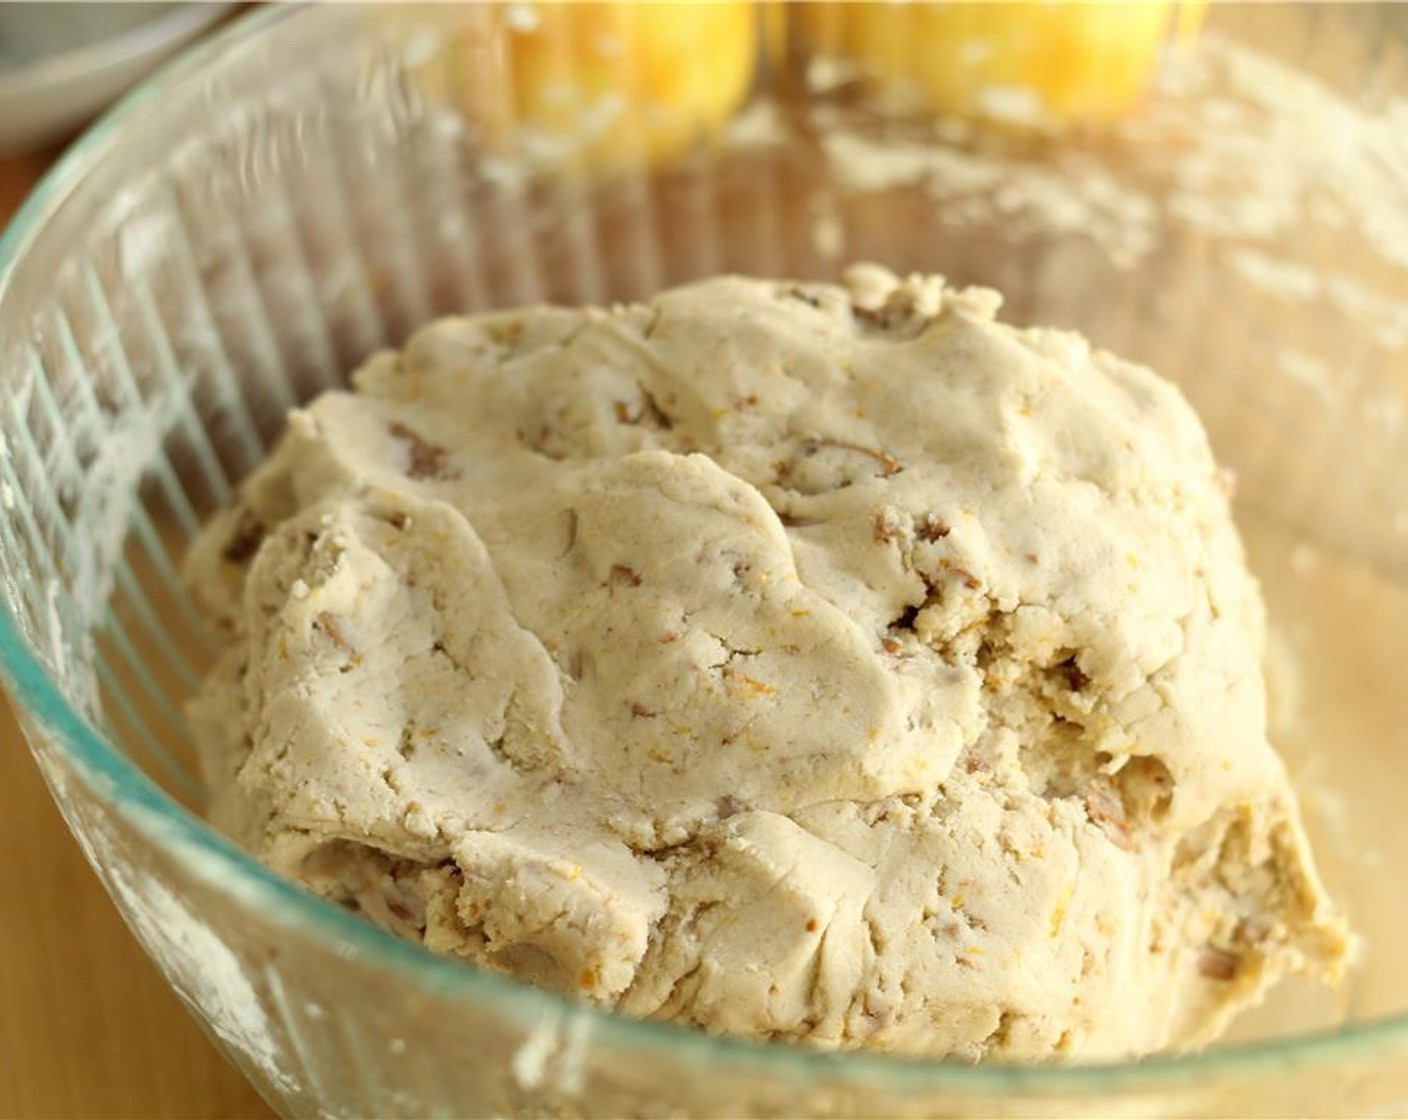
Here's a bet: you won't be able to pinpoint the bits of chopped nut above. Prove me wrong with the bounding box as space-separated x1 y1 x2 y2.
222 510 265 564
609 564 643 587
1197 947 1241 982
389 421 451 480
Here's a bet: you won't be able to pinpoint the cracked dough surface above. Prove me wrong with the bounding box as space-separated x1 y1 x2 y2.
186 265 1349 1061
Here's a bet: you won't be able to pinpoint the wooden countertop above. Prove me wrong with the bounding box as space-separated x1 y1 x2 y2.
0 149 272 1120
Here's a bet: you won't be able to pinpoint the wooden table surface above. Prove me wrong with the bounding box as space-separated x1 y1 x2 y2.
0 149 273 1120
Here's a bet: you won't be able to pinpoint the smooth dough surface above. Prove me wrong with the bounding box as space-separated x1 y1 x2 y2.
186 266 1349 1061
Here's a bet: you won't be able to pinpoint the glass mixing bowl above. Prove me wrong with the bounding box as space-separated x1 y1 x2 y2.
1 4 1406 1116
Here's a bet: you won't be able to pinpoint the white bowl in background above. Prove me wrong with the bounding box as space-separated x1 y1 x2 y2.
0 2 231 155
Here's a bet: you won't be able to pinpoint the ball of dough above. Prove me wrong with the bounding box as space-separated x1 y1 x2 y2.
187 266 1348 1061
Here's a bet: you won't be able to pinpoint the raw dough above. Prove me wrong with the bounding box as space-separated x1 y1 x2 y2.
186 265 1349 1061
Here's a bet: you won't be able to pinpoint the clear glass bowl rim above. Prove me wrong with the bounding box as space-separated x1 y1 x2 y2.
1 2 1404 1097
